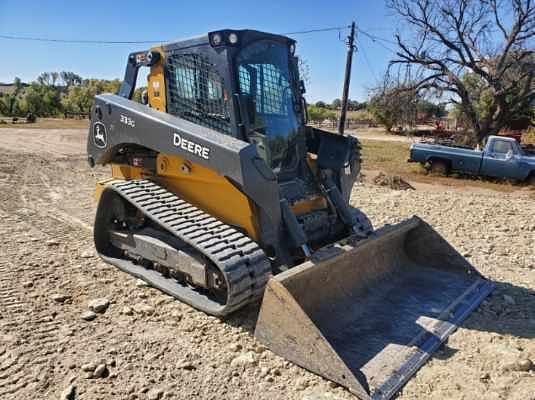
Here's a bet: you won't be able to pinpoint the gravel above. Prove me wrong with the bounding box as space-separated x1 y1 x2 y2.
87 298 110 313
133 303 155 315
147 388 164 400
0 133 533 400
230 351 258 368
80 250 93 258
59 384 76 400
80 363 96 372
80 310 97 321
51 293 70 303
121 305 133 315
93 364 108 378
176 360 196 370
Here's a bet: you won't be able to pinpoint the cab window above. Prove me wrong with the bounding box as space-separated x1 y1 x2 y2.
492 140 513 154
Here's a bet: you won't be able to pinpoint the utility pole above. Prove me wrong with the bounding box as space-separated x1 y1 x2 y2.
338 21 356 135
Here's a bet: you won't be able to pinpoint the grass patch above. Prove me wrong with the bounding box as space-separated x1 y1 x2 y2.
361 140 419 175
359 139 521 192
0 118 89 129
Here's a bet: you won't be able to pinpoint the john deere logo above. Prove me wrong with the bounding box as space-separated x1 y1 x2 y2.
93 122 107 149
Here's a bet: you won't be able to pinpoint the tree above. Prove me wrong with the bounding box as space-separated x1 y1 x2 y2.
331 98 342 109
298 58 311 87
104 79 122 94
61 85 94 114
12 78 24 96
22 83 62 116
0 94 20 116
348 100 367 111
36 72 58 87
62 78 122 114
307 105 336 124
315 101 327 108
59 71 82 88
0 77 25 116
368 79 419 132
388 0 535 142
0 72 123 118
132 87 147 103
417 100 446 119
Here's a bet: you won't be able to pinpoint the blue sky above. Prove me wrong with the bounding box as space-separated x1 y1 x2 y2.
0 0 398 102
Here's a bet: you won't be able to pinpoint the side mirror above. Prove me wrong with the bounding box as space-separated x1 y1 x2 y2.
505 149 514 160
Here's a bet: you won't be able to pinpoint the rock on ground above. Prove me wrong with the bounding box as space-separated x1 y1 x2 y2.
88 298 110 313
60 384 76 400
80 311 96 321
230 351 257 368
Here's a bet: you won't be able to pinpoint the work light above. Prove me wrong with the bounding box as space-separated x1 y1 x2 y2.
228 32 238 44
211 33 222 46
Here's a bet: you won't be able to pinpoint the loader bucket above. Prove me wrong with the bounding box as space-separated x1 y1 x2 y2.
255 216 494 400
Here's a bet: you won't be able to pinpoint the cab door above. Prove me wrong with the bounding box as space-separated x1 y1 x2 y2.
481 139 522 179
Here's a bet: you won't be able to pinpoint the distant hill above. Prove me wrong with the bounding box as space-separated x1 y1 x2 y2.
0 82 29 96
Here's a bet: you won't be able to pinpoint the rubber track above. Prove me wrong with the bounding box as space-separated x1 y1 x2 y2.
103 179 272 315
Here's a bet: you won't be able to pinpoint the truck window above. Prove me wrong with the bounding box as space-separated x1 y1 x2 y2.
491 140 513 155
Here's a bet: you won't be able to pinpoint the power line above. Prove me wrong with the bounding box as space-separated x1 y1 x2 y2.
355 28 398 53
0 34 165 44
283 25 350 35
0 25 351 45
356 28 398 46
358 41 379 82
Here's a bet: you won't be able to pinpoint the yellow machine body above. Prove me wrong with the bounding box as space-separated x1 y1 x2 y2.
96 157 260 242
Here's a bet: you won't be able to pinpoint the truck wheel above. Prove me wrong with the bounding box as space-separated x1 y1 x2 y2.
430 159 449 176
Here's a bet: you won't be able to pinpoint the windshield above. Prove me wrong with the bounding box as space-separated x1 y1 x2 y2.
236 40 301 172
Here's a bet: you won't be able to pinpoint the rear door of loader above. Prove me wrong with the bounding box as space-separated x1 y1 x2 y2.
255 217 494 400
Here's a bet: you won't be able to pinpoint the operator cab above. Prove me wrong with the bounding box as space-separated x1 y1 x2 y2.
120 29 307 179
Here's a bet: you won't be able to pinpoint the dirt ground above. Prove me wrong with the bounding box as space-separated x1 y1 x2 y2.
0 118 89 130
0 128 533 400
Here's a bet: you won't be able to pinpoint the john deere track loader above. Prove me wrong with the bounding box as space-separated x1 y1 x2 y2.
87 29 494 399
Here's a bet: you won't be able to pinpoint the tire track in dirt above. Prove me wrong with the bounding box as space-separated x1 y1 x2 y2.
0 258 41 398
0 151 97 399
0 208 69 399
0 230 79 399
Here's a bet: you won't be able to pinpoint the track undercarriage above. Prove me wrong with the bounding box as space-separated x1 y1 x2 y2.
94 179 271 316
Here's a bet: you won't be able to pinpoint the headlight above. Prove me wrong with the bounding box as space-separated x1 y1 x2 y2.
228 32 238 44
211 33 222 46
289 43 295 54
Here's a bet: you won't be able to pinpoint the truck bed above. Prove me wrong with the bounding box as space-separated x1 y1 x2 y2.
410 142 483 174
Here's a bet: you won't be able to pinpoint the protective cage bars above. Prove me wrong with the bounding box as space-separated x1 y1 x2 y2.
166 53 232 134
238 63 291 115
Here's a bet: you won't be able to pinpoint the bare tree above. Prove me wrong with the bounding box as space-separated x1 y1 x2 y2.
369 72 420 132
388 0 535 142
